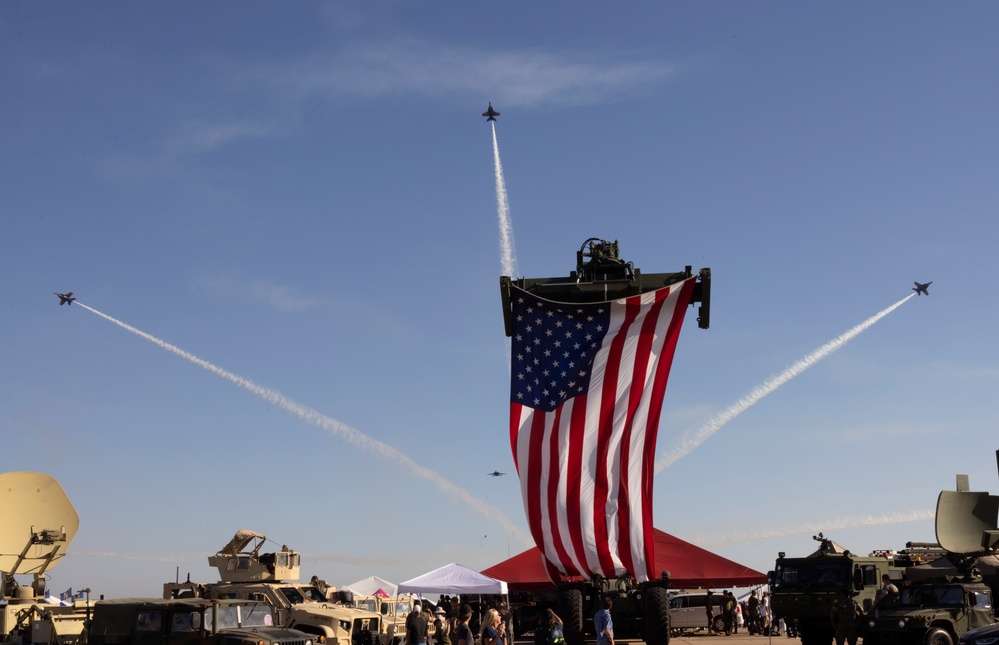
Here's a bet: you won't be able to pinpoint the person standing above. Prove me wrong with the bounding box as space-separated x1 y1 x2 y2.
722 591 735 636
747 591 761 634
706 591 717 634
830 595 864 645
594 597 614 645
408 603 429 645
453 605 475 645
480 609 506 645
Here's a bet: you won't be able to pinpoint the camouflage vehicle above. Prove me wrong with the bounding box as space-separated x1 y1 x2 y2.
864 470 999 645
164 531 381 645
350 597 416 645
768 534 913 645
87 598 312 645
1 472 95 645
864 578 994 645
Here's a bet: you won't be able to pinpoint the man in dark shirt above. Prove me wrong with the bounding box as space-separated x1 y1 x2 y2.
408 603 429 645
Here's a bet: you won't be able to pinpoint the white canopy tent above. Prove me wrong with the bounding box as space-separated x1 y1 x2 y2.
398 563 508 596
343 575 399 597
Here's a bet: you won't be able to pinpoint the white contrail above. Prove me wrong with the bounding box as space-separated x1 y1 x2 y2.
492 121 518 279
655 294 916 473
75 302 531 545
686 509 935 548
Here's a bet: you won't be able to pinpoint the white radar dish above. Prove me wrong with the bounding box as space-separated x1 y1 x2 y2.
936 489 999 555
0 472 80 575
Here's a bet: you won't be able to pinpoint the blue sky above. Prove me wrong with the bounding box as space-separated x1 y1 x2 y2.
3 2 999 598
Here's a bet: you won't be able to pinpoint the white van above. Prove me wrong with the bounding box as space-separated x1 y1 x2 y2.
668 592 725 635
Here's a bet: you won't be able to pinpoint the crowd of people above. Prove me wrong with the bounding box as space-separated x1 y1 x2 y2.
399 577 904 645
404 596 516 645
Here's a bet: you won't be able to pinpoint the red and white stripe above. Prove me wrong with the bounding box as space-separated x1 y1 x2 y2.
510 277 695 582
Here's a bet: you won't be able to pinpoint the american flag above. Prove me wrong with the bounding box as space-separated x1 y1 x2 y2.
508 277 696 582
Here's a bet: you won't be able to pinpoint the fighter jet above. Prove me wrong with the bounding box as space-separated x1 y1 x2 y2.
487 471 506 477
53 291 76 306
482 102 500 121
913 281 932 296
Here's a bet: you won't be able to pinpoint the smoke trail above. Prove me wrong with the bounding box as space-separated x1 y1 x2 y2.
686 509 935 548
75 302 531 545
655 294 916 473
492 121 518 278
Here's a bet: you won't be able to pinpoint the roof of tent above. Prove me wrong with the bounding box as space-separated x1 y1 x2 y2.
343 575 399 597
398 563 508 596
481 529 767 591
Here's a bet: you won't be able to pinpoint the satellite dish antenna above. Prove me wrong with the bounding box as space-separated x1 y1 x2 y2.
935 489 999 554
0 472 80 577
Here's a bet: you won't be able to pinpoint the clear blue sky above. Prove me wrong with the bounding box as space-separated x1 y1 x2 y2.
3 2 999 598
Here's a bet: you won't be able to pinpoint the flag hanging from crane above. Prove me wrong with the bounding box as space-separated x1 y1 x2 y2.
508 277 696 582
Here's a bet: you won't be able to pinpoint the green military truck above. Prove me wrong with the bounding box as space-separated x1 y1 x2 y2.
87 598 312 645
863 472 999 645
863 577 995 645
768 534 913 645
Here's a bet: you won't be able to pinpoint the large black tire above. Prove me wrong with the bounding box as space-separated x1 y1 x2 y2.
559 589 585 645
643 586 670 645
924 628 954 645
713 616 726 633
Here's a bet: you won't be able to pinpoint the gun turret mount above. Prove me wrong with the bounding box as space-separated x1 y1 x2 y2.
500 237 710 335
209 530 301 583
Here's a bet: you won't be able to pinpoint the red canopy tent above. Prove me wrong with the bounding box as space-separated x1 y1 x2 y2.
482 529 766 591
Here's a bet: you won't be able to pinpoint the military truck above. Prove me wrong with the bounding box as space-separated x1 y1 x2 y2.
163 531 382 645
864 578 994 645
1 472 95 645
768 533 914 645
350 597 415 645
87 598 312 645
556 574 671 645
863 469 999 645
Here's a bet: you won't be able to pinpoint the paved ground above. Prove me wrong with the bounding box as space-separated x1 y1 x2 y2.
670 632 799 645
516 633 799 645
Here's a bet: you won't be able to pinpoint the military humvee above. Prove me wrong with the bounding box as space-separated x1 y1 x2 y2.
87 598 312 645
163 531 382 645
351 597 416 645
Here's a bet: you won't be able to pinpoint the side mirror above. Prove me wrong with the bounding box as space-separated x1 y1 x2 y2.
853 567 865 591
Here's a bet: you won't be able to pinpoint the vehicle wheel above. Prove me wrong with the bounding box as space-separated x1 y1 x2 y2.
644 586 670 645
924 628 954 645
713 616 726 633
558 589 584 645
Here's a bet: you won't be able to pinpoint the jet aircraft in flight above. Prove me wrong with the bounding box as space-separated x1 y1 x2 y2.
54 291 76 306
482 103 500 121
487 471 506 477
913 281 932 296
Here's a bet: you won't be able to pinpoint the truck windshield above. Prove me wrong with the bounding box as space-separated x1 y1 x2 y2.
239 604 275 627
773 561 850 591
357 600 377 612
900 586 965 608
207 604 275 629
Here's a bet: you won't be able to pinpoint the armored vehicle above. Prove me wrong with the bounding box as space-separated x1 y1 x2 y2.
1 472 94 645
351 597 415 645
163 531 381 645
768 534 913 645
87 598 312 645
864 579 994 645
864 469 999 645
